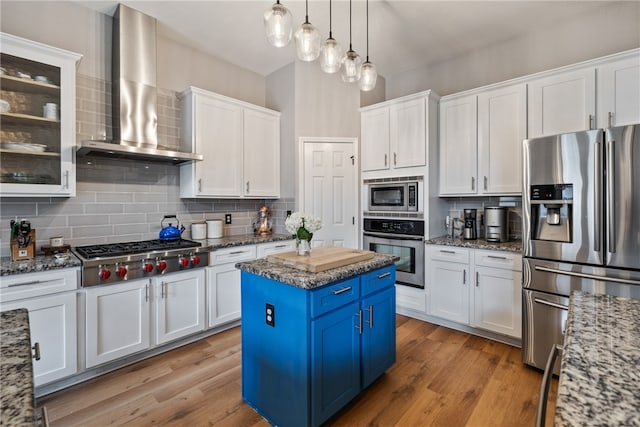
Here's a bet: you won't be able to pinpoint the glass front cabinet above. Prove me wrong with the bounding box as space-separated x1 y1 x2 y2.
0 32 82 197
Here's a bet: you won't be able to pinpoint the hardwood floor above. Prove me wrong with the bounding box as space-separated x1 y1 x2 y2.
40 315 557 426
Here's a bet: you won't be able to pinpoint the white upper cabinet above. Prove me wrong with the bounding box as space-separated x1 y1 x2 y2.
527 67 596 138
596 53 640 128
439 94 478 195
361 91 436 176
0 33 82 197
180 87 280 199
477 83 527 195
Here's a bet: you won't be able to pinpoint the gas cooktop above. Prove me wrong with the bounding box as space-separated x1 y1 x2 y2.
74 239 201 260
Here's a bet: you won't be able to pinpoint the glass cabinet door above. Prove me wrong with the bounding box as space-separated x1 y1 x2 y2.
0 32 81 197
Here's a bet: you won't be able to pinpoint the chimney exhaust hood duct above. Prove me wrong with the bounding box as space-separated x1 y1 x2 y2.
76 4 202 164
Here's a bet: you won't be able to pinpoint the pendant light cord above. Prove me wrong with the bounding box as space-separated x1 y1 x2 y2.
329 0 333 39
349 0 353 51
365 0 369 61
305 0 309 24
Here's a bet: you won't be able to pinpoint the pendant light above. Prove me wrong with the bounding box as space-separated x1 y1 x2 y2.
341 0 362 83
264 1 293 48
359 0 377 91
294 0 321 62
320 0 343 74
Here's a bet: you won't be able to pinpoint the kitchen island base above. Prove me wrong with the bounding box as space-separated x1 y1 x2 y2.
240 262 396 427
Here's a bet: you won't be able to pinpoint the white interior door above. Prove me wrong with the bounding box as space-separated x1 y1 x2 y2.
300 138 358 248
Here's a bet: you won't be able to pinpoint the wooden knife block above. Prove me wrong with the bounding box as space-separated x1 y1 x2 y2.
10 230 36 261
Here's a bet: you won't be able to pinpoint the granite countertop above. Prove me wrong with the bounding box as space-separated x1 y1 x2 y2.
194 233 294 251
555 291 640 426
0 308 35 426
1 252 81 277
236 253 398 290
425 236 522 253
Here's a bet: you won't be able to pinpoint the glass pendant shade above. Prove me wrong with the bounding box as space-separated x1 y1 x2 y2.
264 1 293 48
341 49 362 83
359 61 377 91
295 22 321 61
320 38 343 74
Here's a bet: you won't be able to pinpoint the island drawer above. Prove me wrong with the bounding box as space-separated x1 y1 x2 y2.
361 266 395 297
310 278 360 318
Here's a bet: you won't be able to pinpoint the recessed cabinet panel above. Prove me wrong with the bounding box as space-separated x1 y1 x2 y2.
597 55 640 128
243 108 280 198
390 97 426 169
361 107 390 171
0 33 81 197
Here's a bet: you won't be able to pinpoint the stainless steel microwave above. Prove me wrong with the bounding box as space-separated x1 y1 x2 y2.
367 181 418 212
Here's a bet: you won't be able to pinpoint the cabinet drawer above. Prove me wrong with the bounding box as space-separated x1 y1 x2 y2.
474 250 522 271
209 245 257 265
256 240 296 258
360 266 395 297
0 268 79 302
310 278 360 318
429 246 470 263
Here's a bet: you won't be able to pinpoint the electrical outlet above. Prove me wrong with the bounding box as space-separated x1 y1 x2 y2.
225 214 232 224
286 210 292 218
265 303 275 327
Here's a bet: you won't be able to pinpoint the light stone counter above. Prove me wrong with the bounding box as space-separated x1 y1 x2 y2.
193 233 294 251
236 253 398 290
0 308 35 426
1 252 81 277
425 236 522 253
555 291 640 426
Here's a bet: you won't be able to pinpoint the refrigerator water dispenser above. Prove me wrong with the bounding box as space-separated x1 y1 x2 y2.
530 184 573 243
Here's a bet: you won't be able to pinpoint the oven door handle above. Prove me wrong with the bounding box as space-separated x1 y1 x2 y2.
363 231 424 241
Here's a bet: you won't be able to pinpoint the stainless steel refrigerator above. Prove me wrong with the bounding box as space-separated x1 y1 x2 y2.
522 124 640 372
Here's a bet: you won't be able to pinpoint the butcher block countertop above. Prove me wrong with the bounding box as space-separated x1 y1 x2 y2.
236 250 398 290
555 292 640 426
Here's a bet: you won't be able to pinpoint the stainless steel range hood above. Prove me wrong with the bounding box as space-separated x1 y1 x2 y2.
76 4 202 164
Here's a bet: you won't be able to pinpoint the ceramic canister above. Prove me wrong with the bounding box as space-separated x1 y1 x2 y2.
206 219 223 238
191 222 207 240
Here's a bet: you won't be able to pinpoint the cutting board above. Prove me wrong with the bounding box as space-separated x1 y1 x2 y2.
267 246 375 273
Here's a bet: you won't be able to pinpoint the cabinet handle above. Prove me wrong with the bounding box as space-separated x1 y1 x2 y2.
483 176 487 191
274 244 287 249
332 286 352 295
8 279 49 288
355 310 363 334
439 250 456 254
534 297 569 311
229 250 246 255
365 305 374 328
198 178 202 193
377 272 391 279
487 255 508 260
145 284 149 302
384 154 387 167
393 152 397 166
476 272 479 287
463 270 467 285
32 342 41 361
161 281 167 299
246 181 250 193
608 112 614 128
471 177 475 191
588 114 595 130
64 170 70 190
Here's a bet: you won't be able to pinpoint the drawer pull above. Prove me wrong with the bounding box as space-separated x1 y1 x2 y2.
487 255 508 260
32 342 41 361
8 280 47 288
439 250 456 254
377 272 391 279
229 251 246 255
274 244 287 249
332 286 352 295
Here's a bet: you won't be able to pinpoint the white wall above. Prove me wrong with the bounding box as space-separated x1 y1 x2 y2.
386 1 640 98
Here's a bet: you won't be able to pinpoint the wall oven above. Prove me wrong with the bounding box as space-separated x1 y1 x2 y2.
366 180 419 212
363 218 424 288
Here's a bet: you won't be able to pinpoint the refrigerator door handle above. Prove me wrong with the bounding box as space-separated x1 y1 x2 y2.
534 265 640 286
594 139 601 252
607 139 616 253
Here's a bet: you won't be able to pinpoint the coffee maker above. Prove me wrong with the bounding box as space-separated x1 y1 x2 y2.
463 209 477 240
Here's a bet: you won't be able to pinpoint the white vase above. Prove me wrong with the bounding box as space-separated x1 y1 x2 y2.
297 239 311 256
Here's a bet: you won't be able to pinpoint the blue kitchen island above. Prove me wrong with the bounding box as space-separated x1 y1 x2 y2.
236 252 397 427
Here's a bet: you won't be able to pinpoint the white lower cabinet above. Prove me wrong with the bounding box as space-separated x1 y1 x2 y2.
428 247 471 324
207 245 257 328
153 270 205 345
85 279 150 368
0 268 79 386
426 245 522 339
